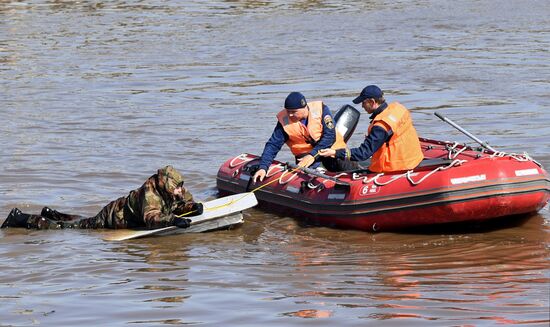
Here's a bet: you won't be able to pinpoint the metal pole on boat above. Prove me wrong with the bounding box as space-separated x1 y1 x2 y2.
434 112 497 153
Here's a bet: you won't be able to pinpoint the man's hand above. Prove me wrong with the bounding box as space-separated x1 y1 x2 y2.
318 149 336 158
173 201 203 217
253 169 267 183
191 202 203 216
297 154 315 168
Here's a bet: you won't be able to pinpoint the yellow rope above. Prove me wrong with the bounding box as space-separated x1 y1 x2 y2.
175 209 200 218
176 153 320 218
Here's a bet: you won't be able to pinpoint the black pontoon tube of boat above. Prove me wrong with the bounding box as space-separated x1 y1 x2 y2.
286 162 350 186
434 112 497 153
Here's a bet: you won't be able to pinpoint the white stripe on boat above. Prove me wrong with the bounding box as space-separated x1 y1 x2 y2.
450 174 486 185
515 168 539 176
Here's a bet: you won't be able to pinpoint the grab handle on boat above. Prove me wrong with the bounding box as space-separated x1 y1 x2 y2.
434 112 497 153
286 162 350 186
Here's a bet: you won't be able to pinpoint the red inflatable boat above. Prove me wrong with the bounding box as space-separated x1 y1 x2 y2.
217 137 549 232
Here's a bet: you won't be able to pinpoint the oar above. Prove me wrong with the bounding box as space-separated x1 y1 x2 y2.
434 112 497 152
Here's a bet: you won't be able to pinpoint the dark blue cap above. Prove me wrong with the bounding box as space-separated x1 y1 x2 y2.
284 92 307 110
352 85 383 104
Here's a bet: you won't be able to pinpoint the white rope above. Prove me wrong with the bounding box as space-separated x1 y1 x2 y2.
352 172 384 184
406 159 467 185
233 142 540 191
364 174 384 184
374 173 408 186
333 173 349 179
266 164 285 178
448 142 468 159
490 151 507 158
278 170 298 184
445 143 537 165
489 150 540 165
505 152 531 162
229 154 254 168
351 158 467 187
307 180 326 190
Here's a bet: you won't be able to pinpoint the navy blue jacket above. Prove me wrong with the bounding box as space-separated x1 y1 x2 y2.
258 104 335 171
335 102 392 161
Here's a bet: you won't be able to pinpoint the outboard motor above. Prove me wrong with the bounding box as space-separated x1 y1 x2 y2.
334 105 361 142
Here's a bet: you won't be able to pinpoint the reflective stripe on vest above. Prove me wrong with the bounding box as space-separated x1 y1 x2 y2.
367 102 423 173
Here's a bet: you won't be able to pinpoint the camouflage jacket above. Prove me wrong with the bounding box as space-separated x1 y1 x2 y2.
107 165 195 229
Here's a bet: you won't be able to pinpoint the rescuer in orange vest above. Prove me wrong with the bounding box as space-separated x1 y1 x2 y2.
253 92 346 183
318 85 423 173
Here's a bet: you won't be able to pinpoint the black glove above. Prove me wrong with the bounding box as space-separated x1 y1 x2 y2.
191 202 204 216
174 217 192 228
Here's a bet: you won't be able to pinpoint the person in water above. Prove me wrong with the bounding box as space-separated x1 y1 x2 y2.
1 165 202 230
318 85 423 173
253 91 347 182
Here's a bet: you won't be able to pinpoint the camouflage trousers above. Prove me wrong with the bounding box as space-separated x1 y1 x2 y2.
27 196 130 230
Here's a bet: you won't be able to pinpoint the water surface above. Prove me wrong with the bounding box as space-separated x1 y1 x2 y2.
1 1 549 325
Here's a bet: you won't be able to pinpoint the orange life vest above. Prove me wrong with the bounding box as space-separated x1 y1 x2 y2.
277 101 346 156
368 102 423 173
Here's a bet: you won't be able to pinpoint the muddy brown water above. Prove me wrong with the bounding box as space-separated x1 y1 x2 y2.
1 1 549 326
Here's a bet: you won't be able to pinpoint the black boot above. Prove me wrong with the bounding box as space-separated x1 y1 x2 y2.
40 206 80 221
41 206 58 220
1 208 30 228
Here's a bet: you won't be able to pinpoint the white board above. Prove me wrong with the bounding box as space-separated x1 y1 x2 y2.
104 192 257 241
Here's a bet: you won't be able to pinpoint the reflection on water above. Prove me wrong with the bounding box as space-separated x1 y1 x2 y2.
1 0 549 325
